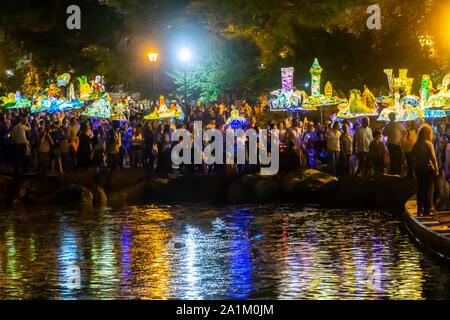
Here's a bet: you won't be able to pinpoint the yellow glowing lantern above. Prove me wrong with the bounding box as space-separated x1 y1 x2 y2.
325 81 333 97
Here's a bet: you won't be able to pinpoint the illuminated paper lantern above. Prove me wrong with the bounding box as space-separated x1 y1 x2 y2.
226 108 247 129
82 94 112 118
281 67 294 91
77 76 92 101
57 73 71 87
325 82 333 97
384 69 394 94
0 92 30 109
337 87 378 119
310 58 323 97
144 96 181 120
420 75 431 108
111 102 127 121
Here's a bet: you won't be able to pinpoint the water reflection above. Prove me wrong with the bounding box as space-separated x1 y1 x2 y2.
227 210 253 298
0 204 449 300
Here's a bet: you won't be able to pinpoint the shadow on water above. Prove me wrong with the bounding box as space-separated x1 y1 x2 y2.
0 204 449 300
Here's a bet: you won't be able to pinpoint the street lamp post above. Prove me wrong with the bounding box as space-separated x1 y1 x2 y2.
178 49 191 109
147 52 158 106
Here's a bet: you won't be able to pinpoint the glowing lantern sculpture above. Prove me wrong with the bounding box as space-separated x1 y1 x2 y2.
0 92 31 109
269 59 345 113
269 67 311 111
337 86 378 119
377 69 427 122
226 108 247 129
300 59 346 111
378 69 450 122
325 81 333 97
31 73 84 113
77 76 92 101
81 93 112 118
310 58 323 97
111 102 127 121
422 73 450 110
57 73 71 87
144 96 181 120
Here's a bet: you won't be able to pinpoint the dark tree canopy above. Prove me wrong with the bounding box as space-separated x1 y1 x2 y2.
0 0 448 101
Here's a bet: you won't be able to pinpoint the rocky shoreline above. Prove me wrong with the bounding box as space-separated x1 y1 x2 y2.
0 169 417 211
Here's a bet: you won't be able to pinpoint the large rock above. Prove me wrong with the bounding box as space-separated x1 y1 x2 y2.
282 169 339 203
228 174 260 204
254 176 280 202
48 184 94 208
336 174 416 210
91 185 108 208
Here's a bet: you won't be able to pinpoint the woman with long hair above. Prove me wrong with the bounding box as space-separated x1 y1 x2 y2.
412 124 439 216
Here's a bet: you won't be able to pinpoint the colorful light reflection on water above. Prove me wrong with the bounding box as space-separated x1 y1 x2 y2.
0 204 449 300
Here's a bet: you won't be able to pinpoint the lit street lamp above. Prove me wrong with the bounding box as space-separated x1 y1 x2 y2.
147 51 158 106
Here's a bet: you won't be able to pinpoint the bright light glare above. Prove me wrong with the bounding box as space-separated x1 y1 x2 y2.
304 82 309 87
179 49 191 62
5 70 14 77
148 52 158 63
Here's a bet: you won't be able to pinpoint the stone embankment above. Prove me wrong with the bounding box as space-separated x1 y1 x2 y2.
0 169 416 211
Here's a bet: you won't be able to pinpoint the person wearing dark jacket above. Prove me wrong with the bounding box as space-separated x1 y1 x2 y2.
77 123 92 170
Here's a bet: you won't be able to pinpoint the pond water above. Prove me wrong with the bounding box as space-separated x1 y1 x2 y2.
0 204 449 300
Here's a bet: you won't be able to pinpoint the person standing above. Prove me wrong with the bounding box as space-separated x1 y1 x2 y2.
383 112 405 175
11 116 31 176
91 127 106 172
412 124 439 216
369 130 386 175
354 117 373 176
401 121 418 177
327 122 341 176
77 123 92 171
107 126 121 170
339 123 353 177
37 127 53 177
68 118 80 168
130 126 144 168
0 113 12 164
143 122 155 173
161 124 172 177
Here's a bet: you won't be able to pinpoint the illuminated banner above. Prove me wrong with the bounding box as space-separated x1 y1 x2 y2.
281 67 294 91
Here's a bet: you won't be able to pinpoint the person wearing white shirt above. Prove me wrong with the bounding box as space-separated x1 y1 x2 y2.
327 122 341 176
11 116 31 175
354 117 373 176
382 112 406 175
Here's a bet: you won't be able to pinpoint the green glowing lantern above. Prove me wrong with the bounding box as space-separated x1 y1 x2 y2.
420 74 431 107
309 58 323 97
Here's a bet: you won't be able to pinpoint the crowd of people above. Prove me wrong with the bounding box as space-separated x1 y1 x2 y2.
0 101 449 216
281 111 449 216
0 102 266 178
